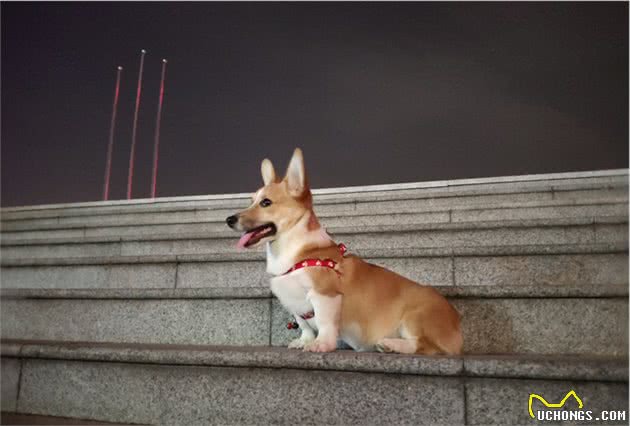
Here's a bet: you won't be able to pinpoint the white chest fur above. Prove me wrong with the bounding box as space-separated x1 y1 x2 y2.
264 213 333 276
270 269 317 328
265 212 336 336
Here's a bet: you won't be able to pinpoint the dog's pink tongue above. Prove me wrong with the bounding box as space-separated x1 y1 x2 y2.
237 231 255 249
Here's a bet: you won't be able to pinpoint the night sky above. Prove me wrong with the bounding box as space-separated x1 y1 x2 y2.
2 2 628 207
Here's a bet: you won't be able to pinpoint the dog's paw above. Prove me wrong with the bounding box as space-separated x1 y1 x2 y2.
375 340 394 353
288 338 305 349
304 339 336 353
288 336 313 349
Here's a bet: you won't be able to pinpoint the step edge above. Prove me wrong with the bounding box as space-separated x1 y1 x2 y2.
2 216 628 247
2 168 627 212
2 243 627 266
1 284 627 300
2 189 628 224
2 200 628 232
2 340 627 382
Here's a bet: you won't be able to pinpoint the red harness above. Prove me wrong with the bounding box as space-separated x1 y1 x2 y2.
283 243 347 276
284 243 347 329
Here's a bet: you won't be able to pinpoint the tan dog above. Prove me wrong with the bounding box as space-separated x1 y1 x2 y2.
226 148 462 355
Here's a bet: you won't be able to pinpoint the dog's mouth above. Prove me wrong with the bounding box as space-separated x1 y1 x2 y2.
237 223 277 249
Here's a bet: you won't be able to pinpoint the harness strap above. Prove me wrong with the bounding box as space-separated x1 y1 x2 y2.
283 243 347 327
283 243 347 276
286 311 316 330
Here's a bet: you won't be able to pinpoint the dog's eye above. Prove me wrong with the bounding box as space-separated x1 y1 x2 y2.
259 198 272 208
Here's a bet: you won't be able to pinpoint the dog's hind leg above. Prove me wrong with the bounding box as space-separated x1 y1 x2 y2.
375 338 420 354
375 324 442 355
393 307 463 355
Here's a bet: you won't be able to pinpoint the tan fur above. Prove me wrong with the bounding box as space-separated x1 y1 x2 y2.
286 252 463 355
339 256 462 354
236 179 311 237
229 148 463 355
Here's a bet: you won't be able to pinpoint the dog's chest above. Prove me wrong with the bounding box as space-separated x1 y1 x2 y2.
270 269 315 318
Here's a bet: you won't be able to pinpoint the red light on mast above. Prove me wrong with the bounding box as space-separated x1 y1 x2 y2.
151 59 168 199
102 65 123 201
126 49 146 200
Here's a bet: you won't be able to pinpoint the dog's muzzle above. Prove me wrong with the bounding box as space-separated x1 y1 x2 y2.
226 215 238 229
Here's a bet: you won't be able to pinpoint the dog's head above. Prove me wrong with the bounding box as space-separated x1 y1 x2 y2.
226 148 313 249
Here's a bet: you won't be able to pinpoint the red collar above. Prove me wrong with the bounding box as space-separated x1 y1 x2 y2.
283 243 347 276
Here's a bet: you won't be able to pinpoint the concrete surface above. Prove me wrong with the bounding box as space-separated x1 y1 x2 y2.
3 341 626 382
7 287 621 354
16 358 465 425
1 340 626 425
3 220 626 260
2 168 626 216
1 298 271 346
3 198 627 235
1 358 20 412
0 412 126 425
1 284 627 300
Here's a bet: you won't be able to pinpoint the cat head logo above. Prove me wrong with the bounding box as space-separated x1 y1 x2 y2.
528 390 584 418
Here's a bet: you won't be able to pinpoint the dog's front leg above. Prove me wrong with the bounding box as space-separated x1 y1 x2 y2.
304 291 342 353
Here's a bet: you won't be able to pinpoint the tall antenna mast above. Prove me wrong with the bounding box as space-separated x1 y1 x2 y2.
151 59 168 199
102 66 123 201
126 49 146 199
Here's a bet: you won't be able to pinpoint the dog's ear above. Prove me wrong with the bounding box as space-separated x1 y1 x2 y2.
261 158 276 186
285 148 307 197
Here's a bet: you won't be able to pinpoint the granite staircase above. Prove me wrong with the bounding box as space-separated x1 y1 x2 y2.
1 169 628 425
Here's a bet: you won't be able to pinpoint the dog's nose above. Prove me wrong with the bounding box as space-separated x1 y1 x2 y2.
226 215 238 228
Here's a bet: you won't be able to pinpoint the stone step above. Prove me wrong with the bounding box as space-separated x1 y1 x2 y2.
1 178 626 230
0 413 123 425
1 340 627 425
1 200 626 240
1 218 627 261
4 190 626 235
1 286 627 355
1 244 627 290
1 169 626 221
